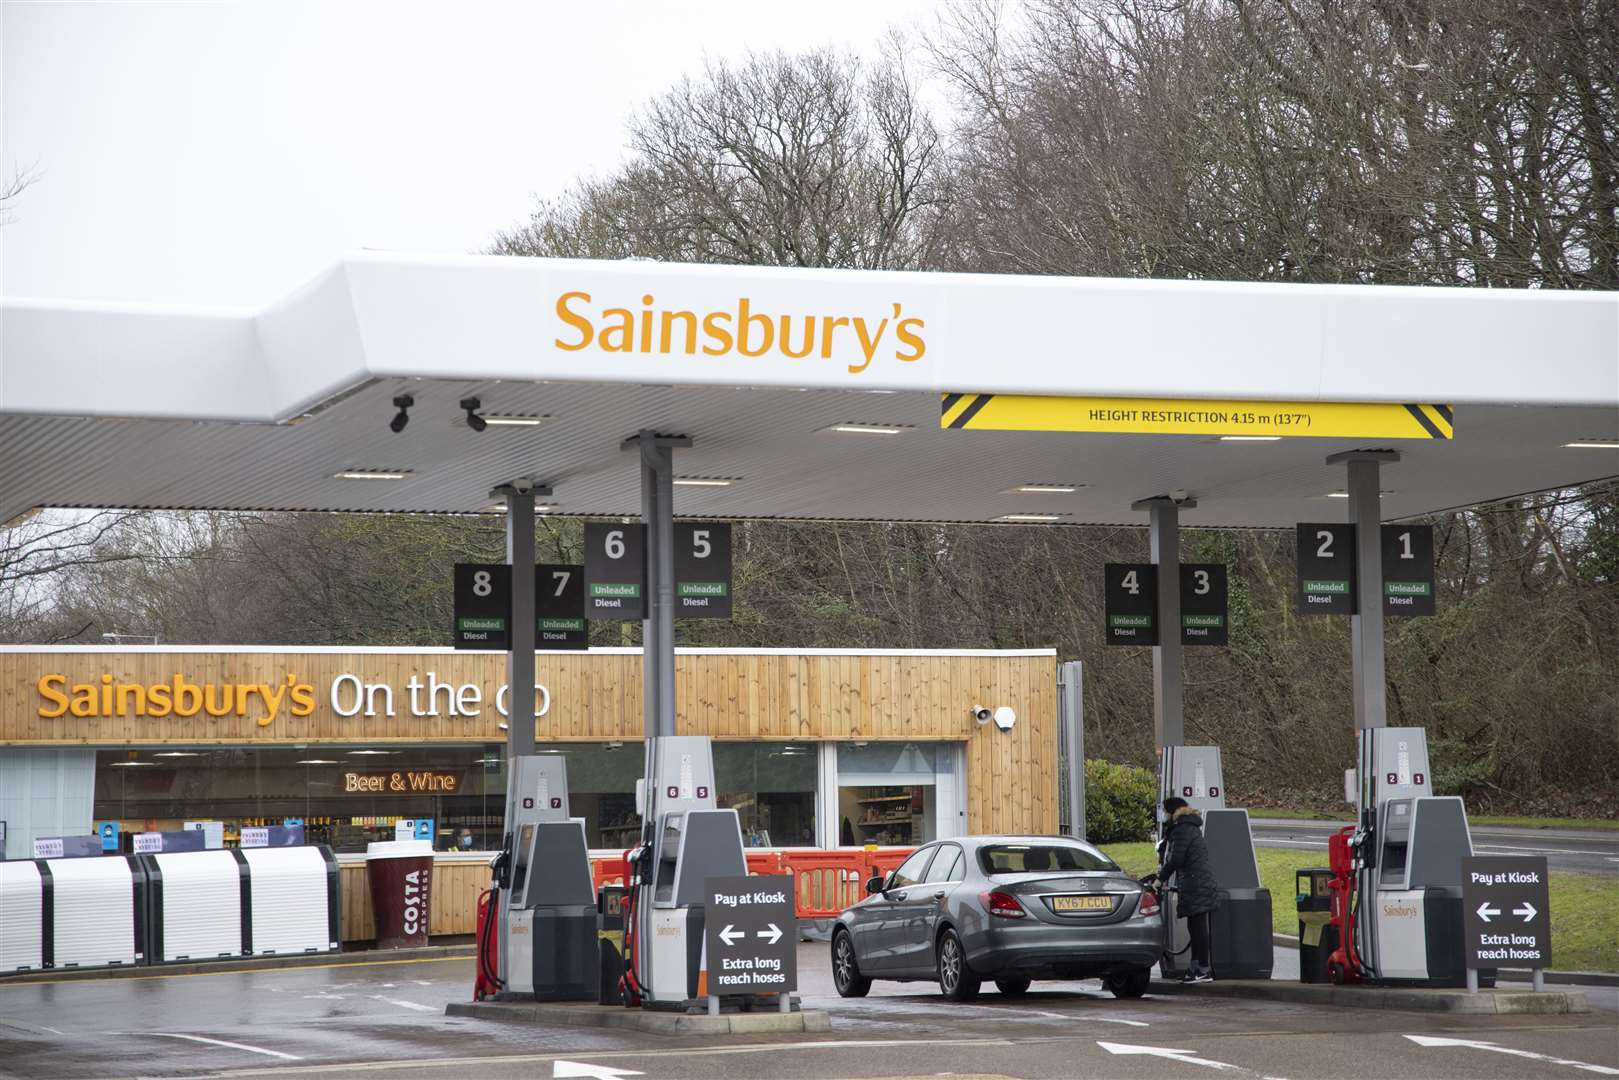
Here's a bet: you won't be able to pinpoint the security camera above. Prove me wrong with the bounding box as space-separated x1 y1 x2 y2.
972 705 992 725
511 477 534 495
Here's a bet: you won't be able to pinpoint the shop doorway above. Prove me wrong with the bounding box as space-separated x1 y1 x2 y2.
831 741 964 848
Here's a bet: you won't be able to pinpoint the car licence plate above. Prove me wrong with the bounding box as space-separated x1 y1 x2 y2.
1050 895 1112 912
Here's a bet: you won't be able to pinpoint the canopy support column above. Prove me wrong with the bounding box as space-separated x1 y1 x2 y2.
492 477 548 992
1328 450 1400 731
626 431 691 831
1133 496 1193 749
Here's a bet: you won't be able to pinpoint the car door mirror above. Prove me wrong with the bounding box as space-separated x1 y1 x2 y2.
865 875 885 895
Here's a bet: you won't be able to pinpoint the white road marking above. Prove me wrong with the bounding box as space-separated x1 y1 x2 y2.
369 995 438 1012
1099 1040 1240 1070
136 1032 302 1060
302 993 346 1000
1405 1034 1619 1075
1475 845 1614 856
554 1061 644 1079
1029 1008 1149 1027
0 1017 64 1035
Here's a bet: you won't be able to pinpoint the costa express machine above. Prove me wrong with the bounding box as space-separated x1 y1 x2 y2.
1155 745 1273 979
478 754 598 1001
622 735 747 1009
1329 726 1473 985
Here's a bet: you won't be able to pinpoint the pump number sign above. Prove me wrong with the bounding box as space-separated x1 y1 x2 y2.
1104 563 1158 645
1462 856 1550 970
454 563 511 649
1180 564 1227 646
584 523 646 619
536 563 587 649
704 874 796 996
1296 524 1357 615
673 522 733 618
1381 524 1436 617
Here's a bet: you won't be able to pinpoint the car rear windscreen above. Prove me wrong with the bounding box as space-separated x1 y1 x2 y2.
978 844 1119 874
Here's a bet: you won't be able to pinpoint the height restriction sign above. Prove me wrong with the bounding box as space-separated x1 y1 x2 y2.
453 563 510 649
1104 563 1158 645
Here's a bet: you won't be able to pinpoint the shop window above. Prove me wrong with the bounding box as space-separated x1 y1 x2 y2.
539 743 643 850
835 741 952 848
714 742 817 847
92 745 507 854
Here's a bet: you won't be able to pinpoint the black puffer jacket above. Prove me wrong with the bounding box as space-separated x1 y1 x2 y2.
1160 809 1220 917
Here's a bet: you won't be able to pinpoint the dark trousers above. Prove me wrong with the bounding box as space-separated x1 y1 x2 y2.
1187 911 1212 972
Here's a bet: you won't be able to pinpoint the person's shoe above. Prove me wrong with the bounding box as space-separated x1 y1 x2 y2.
1189 968 1214 983
1179 968 1199 983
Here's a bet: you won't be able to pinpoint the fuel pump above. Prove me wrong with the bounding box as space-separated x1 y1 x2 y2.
1154 745 1272 979
1329 727 1473 985
475 754 598 1002
622 735 747 1009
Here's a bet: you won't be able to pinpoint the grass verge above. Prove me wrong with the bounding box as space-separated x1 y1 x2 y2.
1249 807 1619 832
1098 841 1618 973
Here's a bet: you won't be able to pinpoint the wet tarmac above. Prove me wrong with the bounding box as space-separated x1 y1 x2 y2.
1 945 1613 1079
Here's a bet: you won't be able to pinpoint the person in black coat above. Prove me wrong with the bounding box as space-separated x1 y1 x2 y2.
1159 796 1220 982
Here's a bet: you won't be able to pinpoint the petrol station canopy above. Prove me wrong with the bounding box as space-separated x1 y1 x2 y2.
1 252 1614 528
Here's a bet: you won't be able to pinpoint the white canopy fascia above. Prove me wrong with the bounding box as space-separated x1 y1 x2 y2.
3 252 1615 424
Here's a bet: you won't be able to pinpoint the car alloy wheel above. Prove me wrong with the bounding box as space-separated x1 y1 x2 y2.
937 929 980 1001
832 930 870 998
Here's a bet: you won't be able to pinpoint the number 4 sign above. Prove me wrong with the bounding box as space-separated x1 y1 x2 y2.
1104 563 1158 645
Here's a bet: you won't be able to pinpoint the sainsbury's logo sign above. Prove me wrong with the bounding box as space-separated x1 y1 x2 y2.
554 291 926 374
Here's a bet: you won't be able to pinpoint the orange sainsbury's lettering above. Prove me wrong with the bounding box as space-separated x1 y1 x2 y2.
553 293 926 373
36 672 318 726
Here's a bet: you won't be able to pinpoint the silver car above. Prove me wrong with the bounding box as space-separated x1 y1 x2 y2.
831 836 1162 1001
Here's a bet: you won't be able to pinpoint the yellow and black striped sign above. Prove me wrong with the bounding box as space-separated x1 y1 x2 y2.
939 394 1453 439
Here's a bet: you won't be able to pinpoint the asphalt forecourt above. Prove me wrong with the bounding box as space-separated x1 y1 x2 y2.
1248 818 1619 877
4 946 1617 1080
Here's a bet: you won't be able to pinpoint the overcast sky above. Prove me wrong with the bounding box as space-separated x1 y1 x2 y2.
2 0 940 307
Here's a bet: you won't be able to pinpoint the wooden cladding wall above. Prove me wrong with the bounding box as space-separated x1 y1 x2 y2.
2 648 1057 835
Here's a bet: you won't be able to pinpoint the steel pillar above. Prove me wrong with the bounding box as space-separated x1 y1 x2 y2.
1058 661 1086 840
492 478 548 992
1327 451 1399 731
624 432 690 830
1133 496 1192 748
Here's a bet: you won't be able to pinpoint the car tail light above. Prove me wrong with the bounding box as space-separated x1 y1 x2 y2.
981 890 1026 918
1138 887 1160 917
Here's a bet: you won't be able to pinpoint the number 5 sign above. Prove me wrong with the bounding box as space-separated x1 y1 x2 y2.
674 523 733 618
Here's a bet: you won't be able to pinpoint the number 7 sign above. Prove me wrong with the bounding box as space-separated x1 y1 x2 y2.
536 563 587 649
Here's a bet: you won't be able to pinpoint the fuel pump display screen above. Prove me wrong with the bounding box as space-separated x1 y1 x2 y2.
510 823 536 901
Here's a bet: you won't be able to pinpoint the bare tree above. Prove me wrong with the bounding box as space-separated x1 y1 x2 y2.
493 47 952 270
